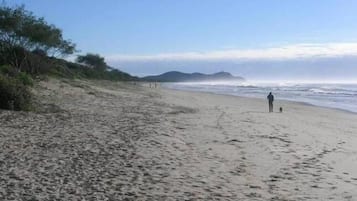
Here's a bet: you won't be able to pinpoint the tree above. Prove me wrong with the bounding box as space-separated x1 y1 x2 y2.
0 4 76 71
76 53 107 71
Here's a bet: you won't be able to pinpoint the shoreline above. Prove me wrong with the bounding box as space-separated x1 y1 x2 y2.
156 85 357 200
1 78 357 200
161 85 357 115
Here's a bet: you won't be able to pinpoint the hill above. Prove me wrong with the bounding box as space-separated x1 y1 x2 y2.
142 71 245 82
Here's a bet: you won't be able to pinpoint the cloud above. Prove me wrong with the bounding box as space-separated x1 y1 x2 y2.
106 43 357 62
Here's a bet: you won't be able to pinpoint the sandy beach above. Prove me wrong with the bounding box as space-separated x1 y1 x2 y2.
1 78 357 200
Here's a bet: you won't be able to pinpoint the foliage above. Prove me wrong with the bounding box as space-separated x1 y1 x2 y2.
16 71 33 86
0 4 137 82
105 68 137 81
0 64 16 76
1 64 33 85
0 4 137 110
0 73 32 111
0 4 138 111
76 53 107 71
0 4 75 71
74 53 137 80
69 62 137 81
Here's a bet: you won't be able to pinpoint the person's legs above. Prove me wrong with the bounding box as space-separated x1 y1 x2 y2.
268 102 271 112
269 102 273 112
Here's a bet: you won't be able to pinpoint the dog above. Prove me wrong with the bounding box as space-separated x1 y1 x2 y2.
279 107 283 113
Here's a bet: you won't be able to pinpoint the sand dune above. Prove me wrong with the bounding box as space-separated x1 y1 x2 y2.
1 79 357 200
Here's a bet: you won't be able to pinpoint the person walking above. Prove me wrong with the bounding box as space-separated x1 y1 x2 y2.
267 92 274 112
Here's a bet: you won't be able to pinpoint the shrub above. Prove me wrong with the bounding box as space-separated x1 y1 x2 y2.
0 65 17 77
0 74 32 111
17 72 34 86
0 65 34 86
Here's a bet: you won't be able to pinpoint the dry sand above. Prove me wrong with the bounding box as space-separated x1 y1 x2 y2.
1 78 357 200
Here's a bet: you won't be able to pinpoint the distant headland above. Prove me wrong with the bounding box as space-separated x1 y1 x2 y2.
142 71 245 82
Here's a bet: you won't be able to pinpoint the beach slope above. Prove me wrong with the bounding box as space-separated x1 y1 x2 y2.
1 79 357 200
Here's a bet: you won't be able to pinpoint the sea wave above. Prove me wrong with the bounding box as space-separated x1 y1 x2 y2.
308 88 357 96
164 82 357 112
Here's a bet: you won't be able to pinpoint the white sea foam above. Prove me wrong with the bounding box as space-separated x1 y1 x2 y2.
164 81 357 113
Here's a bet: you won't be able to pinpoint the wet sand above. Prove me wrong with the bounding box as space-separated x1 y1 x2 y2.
1 79 357 200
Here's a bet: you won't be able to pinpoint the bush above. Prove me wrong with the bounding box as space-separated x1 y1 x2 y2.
0 65 34 86
17 72 34 86
0 74 32 111
0 65 17 77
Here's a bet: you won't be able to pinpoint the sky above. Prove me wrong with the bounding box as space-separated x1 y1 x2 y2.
5 0 357 80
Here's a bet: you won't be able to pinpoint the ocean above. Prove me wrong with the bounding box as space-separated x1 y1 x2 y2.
164 81 357 113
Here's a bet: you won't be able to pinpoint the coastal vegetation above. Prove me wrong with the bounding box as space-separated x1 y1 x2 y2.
0 4 137 111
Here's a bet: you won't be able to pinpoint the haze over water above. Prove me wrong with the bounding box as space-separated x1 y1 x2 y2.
165 81 357 113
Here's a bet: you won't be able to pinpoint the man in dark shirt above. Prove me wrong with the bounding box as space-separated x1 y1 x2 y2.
267 92 274 112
